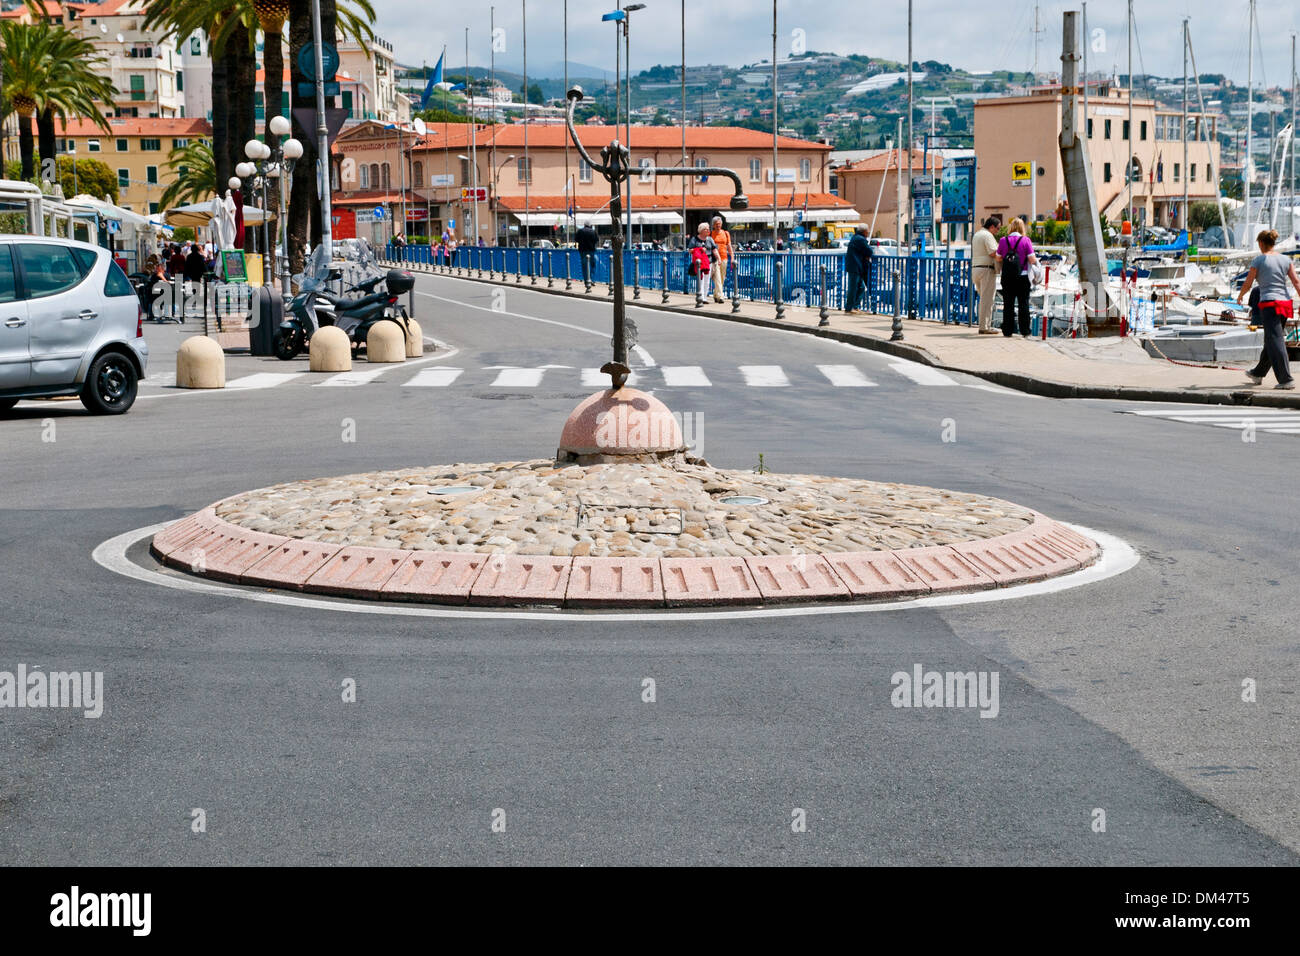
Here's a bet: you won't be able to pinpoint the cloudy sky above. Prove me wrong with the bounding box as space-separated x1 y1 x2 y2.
376 1 1299 88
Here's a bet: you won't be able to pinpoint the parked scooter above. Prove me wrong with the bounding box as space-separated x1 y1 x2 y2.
275 244 414 360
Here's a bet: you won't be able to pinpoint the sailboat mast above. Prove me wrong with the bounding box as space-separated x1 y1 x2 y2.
1292 34 1297 239
1182 18 1188 227
1246 0 1254 240
1187 29 1230 240
1126 0 1133 227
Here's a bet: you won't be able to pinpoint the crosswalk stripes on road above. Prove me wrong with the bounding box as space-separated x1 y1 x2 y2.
738 365 791 387
887 362 958 386
816 365 878 387
225 372 305 390
489 367 548 387
1121 406 1300 436
315 366 393 387
403 367 465 387
660 366 712 387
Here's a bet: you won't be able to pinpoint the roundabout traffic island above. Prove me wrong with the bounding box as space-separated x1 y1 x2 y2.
150 384 1101 609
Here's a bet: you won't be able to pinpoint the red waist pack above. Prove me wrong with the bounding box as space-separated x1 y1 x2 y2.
1260 300 1295 320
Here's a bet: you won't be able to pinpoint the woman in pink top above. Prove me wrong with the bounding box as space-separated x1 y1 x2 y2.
995 218 1039 337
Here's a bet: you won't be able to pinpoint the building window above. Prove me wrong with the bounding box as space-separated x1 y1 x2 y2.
799 157 811 181
141 139 161 151
1104 119 1112 140
88 139 100 152
412 161 423 186
578 157 591 183
146 166 158 184
1086 118 1093 138
360 164 370 188
1140 120 1147 140
1122 119 1130 140
516 155 531 183
177 71 183 92
369 163 379 188
116 138 129 151
117 168 130 188
1190 163 1196 182
130 75 145 101
1173 163 1180 183
1103 162 1112 183
749 157 761 181
149 202 159 215
639 158 653 183
172 138 188 149
696 157 708 182
1155 115 1165 140
381 162 391 189
190 36 202 55
342 91 353 117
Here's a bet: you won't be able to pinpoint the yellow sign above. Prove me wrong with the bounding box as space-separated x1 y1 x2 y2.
1012 161 1032 186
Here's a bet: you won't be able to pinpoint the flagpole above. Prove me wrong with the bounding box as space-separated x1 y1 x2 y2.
442 45 449 241
523 0 529 251
564 0 570 247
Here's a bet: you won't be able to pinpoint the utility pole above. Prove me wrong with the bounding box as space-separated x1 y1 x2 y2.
1033 2 1041 78
1246 0 1254 244
680 0 685 249
563 0 569 247
1126 0 1133 228
490 7 496 243
895 115 904 244
771 0 779 251
1291 34 1297 238
1182 18 1188 230
311 0 332 258
906 0 913 250
1082 2 1089 125
468 27 478 243
522 0 529 249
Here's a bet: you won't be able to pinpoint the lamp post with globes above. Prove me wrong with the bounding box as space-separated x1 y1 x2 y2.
238 115 303 303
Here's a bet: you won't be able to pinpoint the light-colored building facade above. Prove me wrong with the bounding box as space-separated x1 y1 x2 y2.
973 86 1221 230
330 121 854 244
835 149 945 242
55 116 211 215
337 33 410 125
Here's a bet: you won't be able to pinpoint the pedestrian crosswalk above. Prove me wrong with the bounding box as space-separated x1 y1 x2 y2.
140 361 1006 396
1121 406 1300 436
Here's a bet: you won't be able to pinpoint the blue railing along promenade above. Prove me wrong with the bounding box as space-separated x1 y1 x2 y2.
382 244 974 324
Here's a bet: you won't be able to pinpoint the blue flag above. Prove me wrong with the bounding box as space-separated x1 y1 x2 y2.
420 52 444 111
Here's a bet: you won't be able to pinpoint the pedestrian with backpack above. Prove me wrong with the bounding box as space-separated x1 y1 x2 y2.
995 217 1038 337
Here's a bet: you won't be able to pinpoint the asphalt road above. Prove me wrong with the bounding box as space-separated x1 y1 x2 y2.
1 271 1296 865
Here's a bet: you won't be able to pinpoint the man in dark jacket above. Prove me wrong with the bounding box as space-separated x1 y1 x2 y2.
844 226 873 314
576 224 599 286
183 244 207 282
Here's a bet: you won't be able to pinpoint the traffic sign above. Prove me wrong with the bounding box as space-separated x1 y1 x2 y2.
1012 160 1032 186
373 206 385 221
292 107 349 147
297 43 339 83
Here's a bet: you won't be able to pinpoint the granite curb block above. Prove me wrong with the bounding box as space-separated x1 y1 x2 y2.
409 267 1300 409
151 505 1102 609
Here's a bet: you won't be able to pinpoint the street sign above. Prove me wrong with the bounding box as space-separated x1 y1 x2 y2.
941 156 976 223
296 82 340 99
430 174 455 187
373 206 385 221
297 42 339 82
106 219 120 234
1012 160 1033 187
911 175 934 234
448 219 455 229
292 107 349 147
460 187 488 202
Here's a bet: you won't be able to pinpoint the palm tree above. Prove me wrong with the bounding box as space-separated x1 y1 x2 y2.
0 20 115 181
159 139 216 209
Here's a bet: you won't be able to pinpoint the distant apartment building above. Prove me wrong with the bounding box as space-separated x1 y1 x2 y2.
338 33 410 125
55 116 211 215
973 85 1222 229
835 149 944 242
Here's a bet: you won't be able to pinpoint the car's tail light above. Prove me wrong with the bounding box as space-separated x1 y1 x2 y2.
136 306 144 338
387 296 398 305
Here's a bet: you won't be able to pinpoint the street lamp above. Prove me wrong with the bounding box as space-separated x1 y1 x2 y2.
494 153 516 244
241 116 302 302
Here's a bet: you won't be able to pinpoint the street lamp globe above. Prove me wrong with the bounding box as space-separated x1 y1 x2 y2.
235 162 255 178
227 176 242 190
282 138 304 160
268 115 291 137
244 139 264 160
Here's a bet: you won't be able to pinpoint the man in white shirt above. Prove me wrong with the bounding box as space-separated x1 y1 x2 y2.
971 217 1000 334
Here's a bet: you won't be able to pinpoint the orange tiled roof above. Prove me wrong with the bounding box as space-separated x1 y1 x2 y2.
495 192 850 213
839 150 942 173
332 191 419 206
56 117 212 137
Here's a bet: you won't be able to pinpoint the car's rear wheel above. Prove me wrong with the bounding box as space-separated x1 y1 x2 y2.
80 352 138 415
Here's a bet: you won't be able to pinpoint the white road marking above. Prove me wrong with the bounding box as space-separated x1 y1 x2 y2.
739 365 790 387
1121 406 1300 436
660 366 712 387
94 523 1138 623
816 364 877 387
404 367 464 387
490 367 546 387
582 368 639 387
315 366 393 387
225 372 304 389
888 362 958 386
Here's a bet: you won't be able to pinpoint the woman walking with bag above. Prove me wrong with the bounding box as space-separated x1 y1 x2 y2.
1238 229 1300 389
994 218 1039 337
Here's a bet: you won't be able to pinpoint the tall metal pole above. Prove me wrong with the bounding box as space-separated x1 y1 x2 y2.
680 0 686 250
311 0 332 258
906 0 913 250
1246 0 1254 243
624 4 632 254
522 0 529 251
895 116 904 243
771 0 778 251
490 7 497 242
1188 30 1229 240
1082 1 1088 128
1182 18 1188 229
468 27 479 244
1291 33 1297 238
399 120 407 240
563 0 570 247
442 43 449 241
1126 0 1133 228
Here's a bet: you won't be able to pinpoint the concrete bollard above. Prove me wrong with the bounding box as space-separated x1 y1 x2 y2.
309 325 352 372
176 335 225 388
403 317 424 358
366 321 406 363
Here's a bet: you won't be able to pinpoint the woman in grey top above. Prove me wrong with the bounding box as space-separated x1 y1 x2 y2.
1237 229 1300 389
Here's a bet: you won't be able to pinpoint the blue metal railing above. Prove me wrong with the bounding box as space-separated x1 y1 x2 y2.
382 244 973 323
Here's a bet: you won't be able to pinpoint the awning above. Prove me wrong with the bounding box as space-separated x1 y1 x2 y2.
800 208 859 223
162 201 269 227
575 212 612 226
513 212 564 226
628 211 683 225
722 210 797 225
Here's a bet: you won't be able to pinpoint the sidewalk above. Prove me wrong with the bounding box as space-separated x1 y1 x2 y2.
409 263 1300 408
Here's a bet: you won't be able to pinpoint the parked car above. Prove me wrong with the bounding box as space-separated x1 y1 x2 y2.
529 239 557 249
0 236 148 416
868 238 900 252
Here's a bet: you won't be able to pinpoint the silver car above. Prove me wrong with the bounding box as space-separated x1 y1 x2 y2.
0 236 148 415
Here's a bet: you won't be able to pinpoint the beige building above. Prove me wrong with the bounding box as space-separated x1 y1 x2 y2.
55 116 211 216
331 121 854 244
836 149 944 242
337 33 410 125
973 85 1221 230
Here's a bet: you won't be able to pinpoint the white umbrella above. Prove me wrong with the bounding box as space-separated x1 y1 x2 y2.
162 201 269 228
